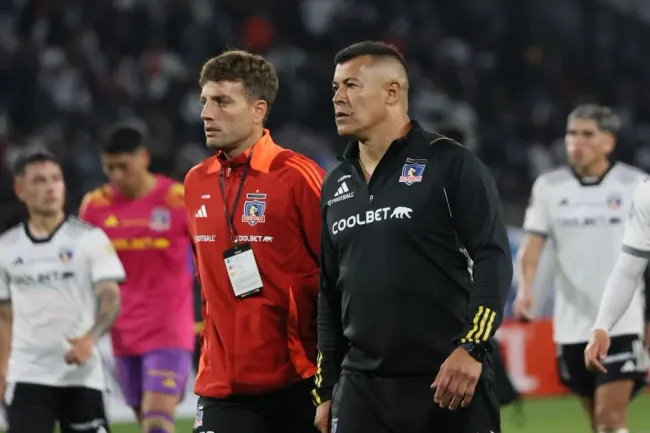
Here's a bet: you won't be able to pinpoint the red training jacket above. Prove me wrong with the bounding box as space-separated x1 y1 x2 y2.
185 130 325 398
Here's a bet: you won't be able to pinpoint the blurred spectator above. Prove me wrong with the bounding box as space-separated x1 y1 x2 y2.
2 0 650 231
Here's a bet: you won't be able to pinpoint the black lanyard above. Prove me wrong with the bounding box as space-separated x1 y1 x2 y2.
218 147 254 247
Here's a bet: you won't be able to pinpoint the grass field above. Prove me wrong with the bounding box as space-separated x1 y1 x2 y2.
99 394 650 433
4 394 649 432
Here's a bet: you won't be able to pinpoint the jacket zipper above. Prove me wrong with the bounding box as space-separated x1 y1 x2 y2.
354 163 374 205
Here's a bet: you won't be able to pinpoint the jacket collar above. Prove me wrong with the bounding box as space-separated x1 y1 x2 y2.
207 129 273 174
340 120 420 161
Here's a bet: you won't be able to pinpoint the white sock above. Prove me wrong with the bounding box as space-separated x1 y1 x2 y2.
597 429 629 433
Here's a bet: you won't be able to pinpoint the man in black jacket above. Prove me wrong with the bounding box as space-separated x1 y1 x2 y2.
312 41 512 433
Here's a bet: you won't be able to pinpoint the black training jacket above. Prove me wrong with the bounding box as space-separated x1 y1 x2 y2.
312 122 513 404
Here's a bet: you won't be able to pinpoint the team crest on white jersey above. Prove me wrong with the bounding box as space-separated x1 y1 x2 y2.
59 248 74 262
399 158 426 185
607 193 622 209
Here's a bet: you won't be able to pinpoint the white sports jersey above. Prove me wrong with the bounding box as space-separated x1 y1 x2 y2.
622 178 650 258
0 216 125 390
523 163 647 344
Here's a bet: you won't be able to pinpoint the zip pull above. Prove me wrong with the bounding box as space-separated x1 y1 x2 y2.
226 167 232 178
369 194 374 204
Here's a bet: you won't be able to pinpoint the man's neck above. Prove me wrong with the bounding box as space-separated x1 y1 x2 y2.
126 173 157 199
358 116 411 173
575 159 611 179
223 129 264 159
28 211 65 238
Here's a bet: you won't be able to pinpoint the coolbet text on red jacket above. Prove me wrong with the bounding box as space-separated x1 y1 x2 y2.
184 130 325 398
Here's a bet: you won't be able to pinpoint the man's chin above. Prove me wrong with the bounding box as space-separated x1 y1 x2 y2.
205 139 222 149
336 125 357 137
35 206 63 217
205 139 229 152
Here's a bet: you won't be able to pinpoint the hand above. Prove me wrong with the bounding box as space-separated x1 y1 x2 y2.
584 329 610 373
432 347 482 410
313 400 331 433
513 288 534 322
64 336 95 366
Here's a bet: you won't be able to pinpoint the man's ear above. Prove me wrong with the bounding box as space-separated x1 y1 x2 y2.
14 177 25 202
136 147 151 169
252 100 268 124
385 81 401 106
604 133 616 155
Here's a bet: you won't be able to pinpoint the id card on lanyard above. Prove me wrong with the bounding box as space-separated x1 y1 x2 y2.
218 146 263 299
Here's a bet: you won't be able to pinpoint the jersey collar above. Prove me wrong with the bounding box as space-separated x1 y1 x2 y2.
340 120 420 161
571 162 615 187
23 214 69 244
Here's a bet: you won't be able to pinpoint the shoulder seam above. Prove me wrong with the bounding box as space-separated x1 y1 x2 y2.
284 155 323 197
68 216 97 230
429 134 463 148
616 162 647 175
186 158 213 181
538 166 571 179
0 224 23 244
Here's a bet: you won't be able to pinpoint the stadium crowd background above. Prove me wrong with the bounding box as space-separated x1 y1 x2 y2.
3 0 650 231
2 0 650 428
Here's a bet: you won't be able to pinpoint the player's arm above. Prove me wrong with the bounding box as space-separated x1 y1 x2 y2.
287 156 326 263
86 280 120 341
189 239 206 335
444 150 513 348
0 266 12 384
644 267 650 327
312 201 346 406
593 181 650 332
514 175 551 319
65 230 123 366
84 228 126 340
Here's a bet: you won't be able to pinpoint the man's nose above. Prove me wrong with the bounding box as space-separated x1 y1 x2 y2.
333 89 346 105
110 170 125 183
201 105 213 120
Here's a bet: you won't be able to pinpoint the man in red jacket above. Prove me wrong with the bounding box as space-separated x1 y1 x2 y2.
185 49 324 433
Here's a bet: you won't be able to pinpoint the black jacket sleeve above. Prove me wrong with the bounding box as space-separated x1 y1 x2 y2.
444 148 513 350
312 205 345 405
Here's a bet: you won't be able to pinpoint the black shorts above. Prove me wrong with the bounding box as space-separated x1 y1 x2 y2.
557 333 648 398
193 379 316 433
6 382 109 433
331 372 501 433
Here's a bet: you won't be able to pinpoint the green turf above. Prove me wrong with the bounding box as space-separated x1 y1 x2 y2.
8 394 650 432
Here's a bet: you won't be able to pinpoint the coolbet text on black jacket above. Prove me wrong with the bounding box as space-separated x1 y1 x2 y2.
313 122 512 415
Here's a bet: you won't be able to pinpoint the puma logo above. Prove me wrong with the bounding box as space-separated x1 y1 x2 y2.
390 206 413 219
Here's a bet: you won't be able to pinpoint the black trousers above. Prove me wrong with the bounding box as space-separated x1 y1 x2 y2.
194 379 317 433
7 382 109 433
331 373 501 433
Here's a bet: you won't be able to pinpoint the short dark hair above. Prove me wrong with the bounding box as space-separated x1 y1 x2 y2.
103 120 148 154
199 50 279 120
334 40 408 72
13 148 59 177
568 104 621 135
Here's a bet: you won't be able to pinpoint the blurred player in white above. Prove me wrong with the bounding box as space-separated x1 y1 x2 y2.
0 149 125 433
586 178 650 372
514 104 647 433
